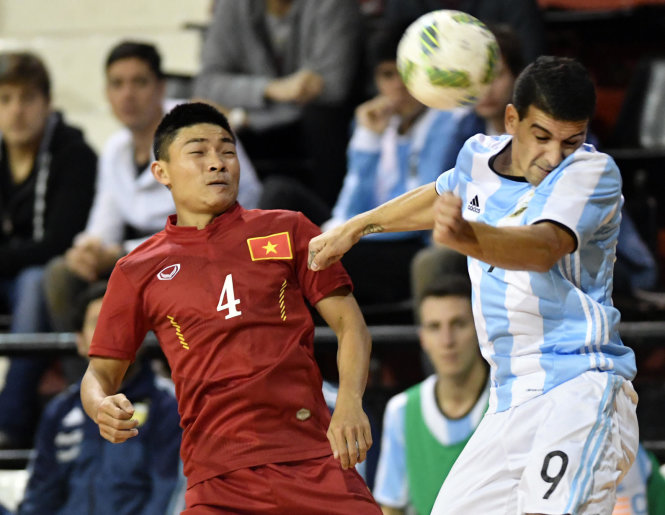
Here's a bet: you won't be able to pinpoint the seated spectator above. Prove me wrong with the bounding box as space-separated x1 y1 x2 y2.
319 23 524 306
17 282 184 515
0 51 97 448
45 41 261 333
373 265 489 515
193 0 363 206
381 0 545 63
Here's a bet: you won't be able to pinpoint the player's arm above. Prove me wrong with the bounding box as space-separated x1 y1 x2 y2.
308 182 438 271
434 192 575 272
315 287 372 470
81 357 139 443
381 507 405 515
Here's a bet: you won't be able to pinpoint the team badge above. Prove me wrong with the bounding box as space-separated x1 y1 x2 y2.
157 264 181 280
247 232 293 261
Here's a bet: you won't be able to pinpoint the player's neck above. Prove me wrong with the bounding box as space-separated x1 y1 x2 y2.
397 104 426 134
435 360 487 419
493 141 514 176
174 210 219 229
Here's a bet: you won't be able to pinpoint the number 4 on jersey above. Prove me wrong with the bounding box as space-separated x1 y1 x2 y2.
217 274 242 319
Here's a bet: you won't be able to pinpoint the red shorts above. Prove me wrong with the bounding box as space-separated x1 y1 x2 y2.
182 455 381 514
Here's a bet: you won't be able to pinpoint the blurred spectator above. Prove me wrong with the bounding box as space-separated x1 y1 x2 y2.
44 41 261 333
381 0 545 63
193 0 363 206
373 269 489 515
0 51 97 448
0 52 96 330
17 282 184 515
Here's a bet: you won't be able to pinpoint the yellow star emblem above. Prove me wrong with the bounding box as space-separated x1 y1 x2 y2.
262 241 278 254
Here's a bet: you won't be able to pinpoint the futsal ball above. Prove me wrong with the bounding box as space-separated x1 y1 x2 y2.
397 10 500 110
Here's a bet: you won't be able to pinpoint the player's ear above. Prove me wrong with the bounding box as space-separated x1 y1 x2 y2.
151 161 171 189
504 104 518 135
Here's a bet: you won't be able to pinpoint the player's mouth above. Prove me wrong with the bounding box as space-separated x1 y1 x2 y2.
206 179 229 187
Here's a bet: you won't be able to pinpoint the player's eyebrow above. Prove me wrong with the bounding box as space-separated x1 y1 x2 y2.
531 123 585 140
184 137 208 145
184 136 235 145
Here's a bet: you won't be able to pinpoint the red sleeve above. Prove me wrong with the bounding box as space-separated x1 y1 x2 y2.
89 262 149 361
292 213 353 306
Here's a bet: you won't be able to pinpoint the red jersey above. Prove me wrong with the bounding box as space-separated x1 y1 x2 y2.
90 203 352 487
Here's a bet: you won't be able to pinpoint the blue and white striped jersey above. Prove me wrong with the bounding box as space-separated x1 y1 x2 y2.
435 134 636 413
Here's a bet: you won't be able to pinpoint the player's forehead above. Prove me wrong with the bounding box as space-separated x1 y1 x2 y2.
522 105 588 139
173 123 234 147
420 295 472 321
106 57 154 79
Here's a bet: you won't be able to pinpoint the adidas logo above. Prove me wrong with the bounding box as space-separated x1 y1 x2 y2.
467 195 480 213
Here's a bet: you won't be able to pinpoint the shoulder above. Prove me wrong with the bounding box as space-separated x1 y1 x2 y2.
384 390 408 421
50 115 96 159
463 133 510 154
242 208 316 234
547 143 621 191
121 231 168 260
102 128 133 158
567 143 619 175
114 231 169 278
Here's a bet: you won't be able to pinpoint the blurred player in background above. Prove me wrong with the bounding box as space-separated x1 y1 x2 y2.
80 102 381 514
308 56 638 514
373 269 489 515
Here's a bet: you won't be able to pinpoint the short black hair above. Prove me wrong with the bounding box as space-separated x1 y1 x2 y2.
71 282 108 332
153 102 234 161
513 56 596 122
368 22 413 71
488 23 526 79
105 40 164 79
0 51 50 99
420 275 472 305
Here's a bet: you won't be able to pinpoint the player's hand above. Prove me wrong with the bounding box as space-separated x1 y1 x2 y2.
327 394 372 470
95 393 139 444
308 223 356 271
432 192 471 246
355 95 394 134
65 240 101 281
66 238 121 281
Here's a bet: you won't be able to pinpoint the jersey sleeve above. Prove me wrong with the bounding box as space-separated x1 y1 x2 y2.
372 393 409 508
434 168 456 196
292 213 352 306
89 262 149 361
527 148 622 251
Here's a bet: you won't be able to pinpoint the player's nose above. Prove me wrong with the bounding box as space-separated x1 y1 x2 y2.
207 155 226 172
543 143 565 169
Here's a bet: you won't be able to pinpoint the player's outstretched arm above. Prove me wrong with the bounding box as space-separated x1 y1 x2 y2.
308 182 438 271
434 192 575 271
315 288 372 470
81 357 139 444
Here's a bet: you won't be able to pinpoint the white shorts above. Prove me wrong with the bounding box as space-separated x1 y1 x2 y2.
431 371 639 515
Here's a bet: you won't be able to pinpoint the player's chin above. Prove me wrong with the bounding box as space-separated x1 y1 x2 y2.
206 192 237 212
